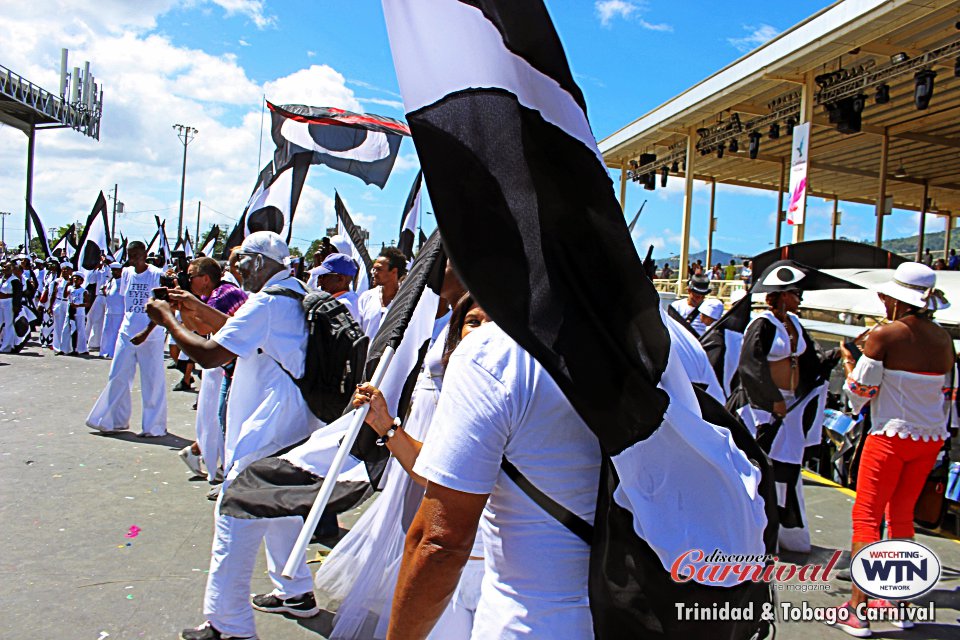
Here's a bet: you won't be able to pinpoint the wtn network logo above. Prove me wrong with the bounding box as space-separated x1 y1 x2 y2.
851 540 941 599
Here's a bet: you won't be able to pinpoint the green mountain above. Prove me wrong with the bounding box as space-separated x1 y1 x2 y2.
881 229 957 257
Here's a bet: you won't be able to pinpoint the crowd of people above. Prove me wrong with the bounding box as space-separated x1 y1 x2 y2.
1 230 956 640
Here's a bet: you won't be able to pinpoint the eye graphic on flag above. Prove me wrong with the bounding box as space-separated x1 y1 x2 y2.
280 119 393 163
762 265 806 288
269 102 410 189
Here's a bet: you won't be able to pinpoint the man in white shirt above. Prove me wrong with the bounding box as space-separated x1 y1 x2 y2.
146 232 321 640
312 253 360 322
85 241 167 437
390 323 601 639
669 274 712 335
0 261 15 353
357 246 406 339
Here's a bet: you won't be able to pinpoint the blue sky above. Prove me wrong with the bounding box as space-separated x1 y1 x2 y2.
1 1 935 258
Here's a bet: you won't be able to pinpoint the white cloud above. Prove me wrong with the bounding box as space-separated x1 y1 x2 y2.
392 154 421 174
359 97 405 111
0 3 364 249
238 38 250 46
209 0 275 29
306 50 316 58
595 0 671 31
596 0 637 26
263 65 362 111
727 24 780 53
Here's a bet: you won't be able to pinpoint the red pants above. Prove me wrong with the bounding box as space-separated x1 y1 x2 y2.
851 433 943 543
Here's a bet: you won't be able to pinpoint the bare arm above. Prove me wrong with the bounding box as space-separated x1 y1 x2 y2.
167 289 230 334
387 483 488 640
353 383 427 486
146 299 236 369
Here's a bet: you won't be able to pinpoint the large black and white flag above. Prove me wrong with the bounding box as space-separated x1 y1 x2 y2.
699 295 752 398
269 102 409 189
383 2 775 638
27 203 53 258
222 155 311 256
397 170 422 261
219 231 446 520
335 192 373 294
145 228 160 257
73 192 111 272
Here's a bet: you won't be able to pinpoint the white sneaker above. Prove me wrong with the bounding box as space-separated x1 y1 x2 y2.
179 446 205 478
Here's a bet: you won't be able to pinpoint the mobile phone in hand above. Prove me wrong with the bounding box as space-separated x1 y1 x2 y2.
152 287 169 300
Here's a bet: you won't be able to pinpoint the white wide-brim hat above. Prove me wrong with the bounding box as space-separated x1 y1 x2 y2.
875 262 949 311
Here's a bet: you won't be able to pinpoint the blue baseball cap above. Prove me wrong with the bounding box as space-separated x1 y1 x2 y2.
315 253 358 278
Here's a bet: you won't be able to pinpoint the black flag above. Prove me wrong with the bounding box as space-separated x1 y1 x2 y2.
269 102 409 189
73 192 110 271
335 192 374 293
27 202 52 258
50 224 75 260
383 2 774 638
397 170 422 261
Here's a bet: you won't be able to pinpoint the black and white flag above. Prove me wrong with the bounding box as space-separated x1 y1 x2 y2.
219 231 447 520
383 2 775 638
335 192 373 294
155 217 172 265
198 225 221 256
50 224 75 260
222 156 311 256
699 295 753 398
27 203 53 258
269 102 409 189
397 170 422 261
182 230 195 260
73 192 110 272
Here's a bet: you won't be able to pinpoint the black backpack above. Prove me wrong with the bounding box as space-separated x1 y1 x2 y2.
262 284 369 423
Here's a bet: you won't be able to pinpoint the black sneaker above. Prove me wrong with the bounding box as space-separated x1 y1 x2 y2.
180 621 256 640
250 591 319 618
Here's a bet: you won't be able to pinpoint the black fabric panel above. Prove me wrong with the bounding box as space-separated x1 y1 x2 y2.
456 0 588 115
589 455 773 640
27 203 52 258
734 318 783 412
700 328 726 388
335 193 374 273
773 461 804 529
398 170 423 261
219 457 371 520
409 89 670 456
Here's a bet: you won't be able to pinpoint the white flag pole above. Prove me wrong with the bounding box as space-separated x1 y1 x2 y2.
282 345 397 578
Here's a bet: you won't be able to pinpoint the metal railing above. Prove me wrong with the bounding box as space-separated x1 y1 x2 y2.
0 65 100 139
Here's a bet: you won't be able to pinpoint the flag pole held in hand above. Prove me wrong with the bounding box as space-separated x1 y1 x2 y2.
282 345 396 579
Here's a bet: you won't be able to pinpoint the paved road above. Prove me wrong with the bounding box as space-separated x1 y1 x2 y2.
3 342 960 639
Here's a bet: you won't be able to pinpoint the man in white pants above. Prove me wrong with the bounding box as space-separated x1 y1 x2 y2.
85 242 167 437
51 263 73 355
99 262 124 359
146 232 320 640
85 256 110 352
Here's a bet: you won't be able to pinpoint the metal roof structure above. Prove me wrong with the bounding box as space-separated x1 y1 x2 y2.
599 0 960 280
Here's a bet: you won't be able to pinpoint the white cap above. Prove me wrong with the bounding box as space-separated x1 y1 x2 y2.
329 234 352 256
109 262 122 269
239 231 289 265
60 262 73 270
700 298 725 321
875 262 949 311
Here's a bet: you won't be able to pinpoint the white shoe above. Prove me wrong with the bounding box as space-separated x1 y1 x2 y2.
179 446 205 478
